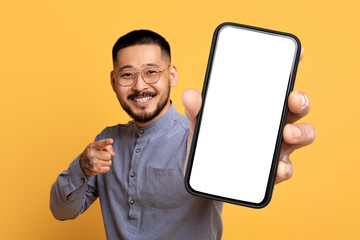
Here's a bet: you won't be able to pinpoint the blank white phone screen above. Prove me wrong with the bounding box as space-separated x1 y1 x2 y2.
189 25 297 204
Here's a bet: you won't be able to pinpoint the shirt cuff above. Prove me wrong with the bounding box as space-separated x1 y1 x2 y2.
69 155 88 188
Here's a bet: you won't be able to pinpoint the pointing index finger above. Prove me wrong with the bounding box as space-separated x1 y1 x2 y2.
92 138 114 150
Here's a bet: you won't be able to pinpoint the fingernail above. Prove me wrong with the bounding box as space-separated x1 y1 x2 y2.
298 92 307 110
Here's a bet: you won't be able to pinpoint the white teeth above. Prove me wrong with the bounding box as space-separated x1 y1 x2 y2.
133 97 152 103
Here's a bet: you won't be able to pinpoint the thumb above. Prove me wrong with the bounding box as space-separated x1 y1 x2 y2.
182 89 202 129
182 89 202 175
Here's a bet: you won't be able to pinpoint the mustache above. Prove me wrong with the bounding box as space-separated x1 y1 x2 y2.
127 91 157 99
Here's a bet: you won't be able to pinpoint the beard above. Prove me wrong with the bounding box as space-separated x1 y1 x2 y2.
118 83 171 124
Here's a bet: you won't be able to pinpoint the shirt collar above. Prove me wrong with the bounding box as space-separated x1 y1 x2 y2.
135 101 177 137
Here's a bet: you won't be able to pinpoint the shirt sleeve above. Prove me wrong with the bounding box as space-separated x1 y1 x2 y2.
50 135 100 220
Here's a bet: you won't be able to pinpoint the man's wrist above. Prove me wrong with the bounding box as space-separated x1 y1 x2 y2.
69 155 88 186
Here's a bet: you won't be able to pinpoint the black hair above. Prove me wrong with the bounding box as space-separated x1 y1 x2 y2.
112 29 171 64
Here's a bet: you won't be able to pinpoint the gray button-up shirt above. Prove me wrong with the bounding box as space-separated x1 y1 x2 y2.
50 103 223 240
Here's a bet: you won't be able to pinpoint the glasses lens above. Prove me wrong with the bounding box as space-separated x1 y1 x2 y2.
142 67 160 83
118 70 135 86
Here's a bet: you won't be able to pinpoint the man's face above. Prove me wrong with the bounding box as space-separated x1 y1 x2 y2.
111 44 177 127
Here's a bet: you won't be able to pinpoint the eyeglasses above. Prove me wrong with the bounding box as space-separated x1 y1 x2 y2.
114 65 170 87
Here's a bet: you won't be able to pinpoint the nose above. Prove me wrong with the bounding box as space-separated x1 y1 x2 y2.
132 72 149 92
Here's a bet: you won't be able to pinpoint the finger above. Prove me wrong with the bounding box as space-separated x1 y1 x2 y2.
181 89 202 129
93 150 112 161
92 158 113 167
103 144 116 156
182 89 202 175
97 159 112 168
87 143 112 161
98 166 110 174
300 47 304 61
275 157 293 184
90 159 112 173
287 91 311 123
283 123 316 147
92 138 114 150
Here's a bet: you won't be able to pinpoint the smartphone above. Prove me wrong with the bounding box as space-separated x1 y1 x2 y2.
185 22 301 208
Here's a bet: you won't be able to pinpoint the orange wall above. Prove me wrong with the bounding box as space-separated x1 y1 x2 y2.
1 0 359 239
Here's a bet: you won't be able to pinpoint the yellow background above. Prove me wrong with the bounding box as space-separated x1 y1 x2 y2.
1 0 359 239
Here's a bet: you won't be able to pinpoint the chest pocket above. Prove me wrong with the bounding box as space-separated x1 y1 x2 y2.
144 167 189 209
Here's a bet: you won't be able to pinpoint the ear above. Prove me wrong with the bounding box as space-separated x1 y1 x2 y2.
110 70 117 92
169 65 178 87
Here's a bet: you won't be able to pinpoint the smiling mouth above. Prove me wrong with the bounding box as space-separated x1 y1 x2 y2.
128 92 157 103
132 96 153 103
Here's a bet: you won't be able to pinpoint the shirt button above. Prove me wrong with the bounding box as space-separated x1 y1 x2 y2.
130 200 135 204
130 172 135 178
135 149 140 153
139 129 144 134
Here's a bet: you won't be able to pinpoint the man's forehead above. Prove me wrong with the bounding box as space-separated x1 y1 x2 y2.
115 44 168 69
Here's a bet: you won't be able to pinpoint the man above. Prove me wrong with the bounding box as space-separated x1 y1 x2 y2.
50 30 315 239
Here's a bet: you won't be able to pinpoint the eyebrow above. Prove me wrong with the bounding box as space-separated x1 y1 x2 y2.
119 63 160 71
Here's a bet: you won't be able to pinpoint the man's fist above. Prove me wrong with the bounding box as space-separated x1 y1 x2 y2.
79 138 115 177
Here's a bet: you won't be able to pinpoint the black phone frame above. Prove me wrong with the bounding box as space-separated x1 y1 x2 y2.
184 22 302 209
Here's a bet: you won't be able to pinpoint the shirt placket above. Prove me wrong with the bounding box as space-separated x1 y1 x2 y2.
127 127 146 234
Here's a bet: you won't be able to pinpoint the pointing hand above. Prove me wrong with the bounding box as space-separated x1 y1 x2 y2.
79 138 115 177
